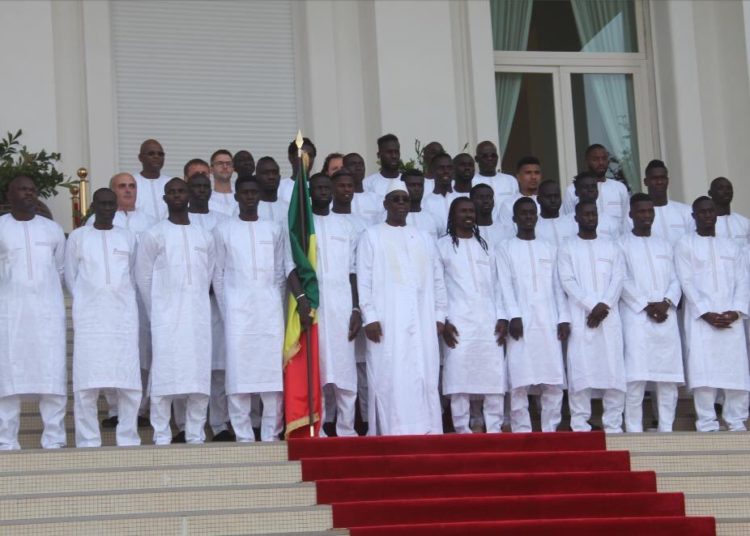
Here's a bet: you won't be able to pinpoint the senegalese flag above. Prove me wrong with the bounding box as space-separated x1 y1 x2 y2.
283 152 322 438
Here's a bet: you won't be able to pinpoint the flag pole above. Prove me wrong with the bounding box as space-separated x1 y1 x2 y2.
294 131 316 438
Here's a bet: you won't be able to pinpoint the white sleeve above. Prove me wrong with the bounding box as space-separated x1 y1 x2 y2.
619 244 649 314
53 225 66 287
551 247 570 324
63 232 79 296
602 245 625 309
134 230 158 318
732 245 750 316
674 238 712 319
356 230 378 325
212 227 226 318
557 243 597 312
432 239 448 322
495 247 518 320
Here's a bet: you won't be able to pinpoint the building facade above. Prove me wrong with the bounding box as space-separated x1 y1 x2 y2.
1 0 749 230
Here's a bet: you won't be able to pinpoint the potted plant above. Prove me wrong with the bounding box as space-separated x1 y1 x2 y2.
0 129 78 220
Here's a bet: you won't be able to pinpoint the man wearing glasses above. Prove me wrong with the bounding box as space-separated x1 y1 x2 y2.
209 149 236 217
134 139 171 221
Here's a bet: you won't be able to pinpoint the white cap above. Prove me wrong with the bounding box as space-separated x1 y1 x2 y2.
385 179 408 197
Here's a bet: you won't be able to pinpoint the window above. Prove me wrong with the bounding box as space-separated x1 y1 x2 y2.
490 0 654 192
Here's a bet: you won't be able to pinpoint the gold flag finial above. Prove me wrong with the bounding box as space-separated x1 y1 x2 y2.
295 130 303 152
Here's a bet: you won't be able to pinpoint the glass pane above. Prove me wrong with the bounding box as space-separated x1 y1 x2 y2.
495 73 559 182
571 73 640 192
491 0 638 53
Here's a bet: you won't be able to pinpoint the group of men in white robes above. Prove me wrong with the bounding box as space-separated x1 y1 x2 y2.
5 131 750 451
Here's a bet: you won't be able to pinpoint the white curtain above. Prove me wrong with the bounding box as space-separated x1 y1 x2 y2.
571 0 640 190
491 0 534 156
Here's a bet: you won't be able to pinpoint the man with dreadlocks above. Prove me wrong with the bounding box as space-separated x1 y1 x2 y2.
438 197 507 433
497 197 569 432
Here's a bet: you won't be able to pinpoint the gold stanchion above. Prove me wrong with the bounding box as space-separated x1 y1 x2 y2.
77 167 90 221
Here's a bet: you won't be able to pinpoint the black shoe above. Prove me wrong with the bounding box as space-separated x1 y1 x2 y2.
101 416 118 429
137 416 150 428
171 431 186 444
212 430 236 442
253 427 261 442
322 422 337 437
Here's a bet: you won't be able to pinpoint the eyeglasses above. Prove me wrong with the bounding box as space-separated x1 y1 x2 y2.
213 161 234 167
388 195 409 203
143 151 165 157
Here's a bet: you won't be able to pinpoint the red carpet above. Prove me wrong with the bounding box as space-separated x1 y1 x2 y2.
288 432 715 535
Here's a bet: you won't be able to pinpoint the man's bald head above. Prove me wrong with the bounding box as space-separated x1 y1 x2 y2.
6 175 38 215
138 139 165 176
109 172 137 211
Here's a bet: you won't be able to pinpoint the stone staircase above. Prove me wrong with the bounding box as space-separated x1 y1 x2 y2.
5 299 748 535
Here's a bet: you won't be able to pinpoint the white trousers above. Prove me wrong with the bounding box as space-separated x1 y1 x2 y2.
105 369 149 418
171 371 227 435
151 393 208 445
451 393 504 433
320 384 357 437
75 388 141 447
625 381 678 433
0 394 67 450
510 385 563 433
228 392 283 442
694 387 749 432
569 388 625 433
356 362 368 423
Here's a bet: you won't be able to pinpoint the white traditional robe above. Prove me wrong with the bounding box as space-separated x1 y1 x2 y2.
134 173 171 221
477 222 507 254
558 236 626 392
438 236 505 395
314 213 358 392
357 223 447 435
208 185 236 217
135 220 215 397
65 226 141 391
716 212 750 245
473 172 518 209
675 233 750 391
406 209 443 241
363 172 402 198
624 201 692 246
536 216 578 247
213 218 294 395
562 178 629 234
0 215 66 397
423 192 460 231
618 233 684 384
86 209 157 233
258 199 290 228
352 191 384 225
498 237 567 389
278 178 295 204
190 211 229 371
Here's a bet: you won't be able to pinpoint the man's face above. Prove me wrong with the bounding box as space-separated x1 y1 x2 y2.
537 183 561 213
517 164 542 194
332 175 355 205
185 162 211 181
7 176 38 212
343 154 365 183
384 190 410 223
454 200 476 233
630 200 655 231
211 153 234 182
93 191 118 223
709 178 733 205
310 176 332 206
403 176 425 203
644 167 669 196
431 157 454 188
255 161 281 192
378 141 401 171
188 175 212 205
163 180 189 211
475 143 499 175
235 181 261 211
111 174 137 209
138 140 165 174
422 142 443 172
585 148 609 178
513 201 538 232
233 151 255 177
575 203 599 233
693 199 717 230
326 156 344 176
575 177 599 203
453 155 475 182
471 186 495 216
